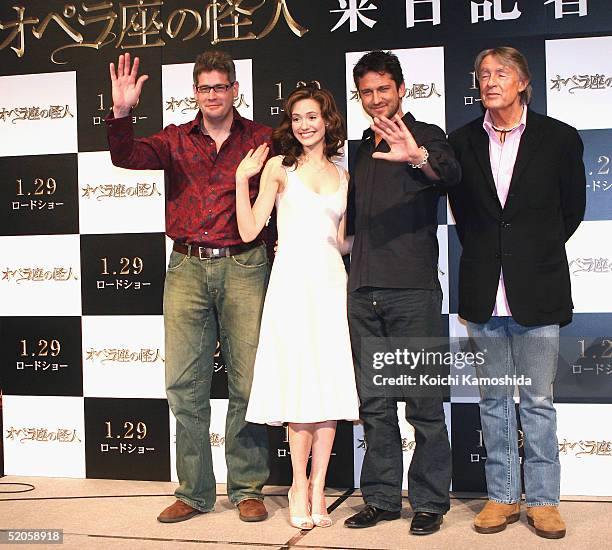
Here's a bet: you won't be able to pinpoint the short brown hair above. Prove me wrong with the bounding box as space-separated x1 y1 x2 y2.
273 84 346 168
193 50 236 84
353 50 404 91
475 46 532 104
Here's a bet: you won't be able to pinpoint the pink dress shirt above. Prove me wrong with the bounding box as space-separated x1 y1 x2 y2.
482 107 527 317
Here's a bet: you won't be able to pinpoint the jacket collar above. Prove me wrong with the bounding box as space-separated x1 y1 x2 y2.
468 109 545 212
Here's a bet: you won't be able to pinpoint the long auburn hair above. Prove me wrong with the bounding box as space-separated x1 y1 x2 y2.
272 84 346 168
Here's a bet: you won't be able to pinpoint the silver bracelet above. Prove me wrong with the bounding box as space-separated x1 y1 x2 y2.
410 145 429 169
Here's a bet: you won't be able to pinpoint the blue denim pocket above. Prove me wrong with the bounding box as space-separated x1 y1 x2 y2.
231 245 268 269
167 250 189 271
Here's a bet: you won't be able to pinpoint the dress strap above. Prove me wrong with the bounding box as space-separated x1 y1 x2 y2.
333 161 348 187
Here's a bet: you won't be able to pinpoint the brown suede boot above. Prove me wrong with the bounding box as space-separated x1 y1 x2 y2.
527 506 566 539
474 500 520 534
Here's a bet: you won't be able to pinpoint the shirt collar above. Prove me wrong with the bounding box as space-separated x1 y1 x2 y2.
187 107 245 135
483 105 527 137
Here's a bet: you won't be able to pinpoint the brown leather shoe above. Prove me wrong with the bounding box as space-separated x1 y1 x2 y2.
238 498 268 522
157 500 203 523
474 500 520 534
527 506 566 539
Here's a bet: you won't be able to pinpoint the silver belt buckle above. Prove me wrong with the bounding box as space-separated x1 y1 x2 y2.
198 247 207 260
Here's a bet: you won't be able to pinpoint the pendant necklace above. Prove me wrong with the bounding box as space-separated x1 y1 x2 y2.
492 121 521 144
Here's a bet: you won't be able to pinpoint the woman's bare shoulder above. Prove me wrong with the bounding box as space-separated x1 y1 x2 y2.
267 154 285 167
265 155 288 190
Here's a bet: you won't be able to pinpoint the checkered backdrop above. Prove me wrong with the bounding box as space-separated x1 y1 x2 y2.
1 1 611 496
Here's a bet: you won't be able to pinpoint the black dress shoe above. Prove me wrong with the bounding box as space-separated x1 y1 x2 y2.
344 505 401 528
410 512 443 535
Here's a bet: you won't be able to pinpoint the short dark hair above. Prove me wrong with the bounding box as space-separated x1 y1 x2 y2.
475 46 533 104
273 84 346 168
353 50 404 90
193 50 236 84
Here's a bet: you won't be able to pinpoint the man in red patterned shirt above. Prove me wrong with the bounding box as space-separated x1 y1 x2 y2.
106 51 272 524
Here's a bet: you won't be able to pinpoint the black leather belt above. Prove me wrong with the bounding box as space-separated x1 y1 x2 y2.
173 240 262 260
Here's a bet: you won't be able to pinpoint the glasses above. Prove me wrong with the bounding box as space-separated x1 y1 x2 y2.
195 83 234 94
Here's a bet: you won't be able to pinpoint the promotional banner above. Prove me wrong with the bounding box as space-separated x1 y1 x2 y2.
1 1 611 494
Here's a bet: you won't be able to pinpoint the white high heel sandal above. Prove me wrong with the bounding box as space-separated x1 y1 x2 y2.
309 486 332 527
288 487 313 530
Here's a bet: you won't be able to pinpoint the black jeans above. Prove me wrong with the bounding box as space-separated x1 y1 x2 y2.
348 287 451 514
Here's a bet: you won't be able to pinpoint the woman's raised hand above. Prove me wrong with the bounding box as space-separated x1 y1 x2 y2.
236 144 270 185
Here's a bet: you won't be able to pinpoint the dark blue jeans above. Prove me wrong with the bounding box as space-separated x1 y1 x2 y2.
348 287 451 514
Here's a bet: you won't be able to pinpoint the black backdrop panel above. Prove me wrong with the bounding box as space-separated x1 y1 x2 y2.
267 420 355 488
0 154 79 236
80 232 166 315
76 48 164 152
0 316 83 397
85 396 170 481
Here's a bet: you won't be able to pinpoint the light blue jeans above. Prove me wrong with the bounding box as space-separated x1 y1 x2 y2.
467 317 560 506
163 244 270 512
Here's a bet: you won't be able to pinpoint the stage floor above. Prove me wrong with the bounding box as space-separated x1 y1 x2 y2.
1 477 610 549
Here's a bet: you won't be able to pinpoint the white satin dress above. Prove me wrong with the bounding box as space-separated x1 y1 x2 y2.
245 161 360 426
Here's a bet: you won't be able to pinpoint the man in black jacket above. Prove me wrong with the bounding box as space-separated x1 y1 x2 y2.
448 47 585 539
344 50 460 535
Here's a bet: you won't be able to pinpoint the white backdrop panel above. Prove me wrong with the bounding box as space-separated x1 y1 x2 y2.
81 315 165 398
556 403 612 496
0 71 78 156
78 151 165 235
565 220 612 313
545 36 612 130
0 234 82 316
2 395 86 477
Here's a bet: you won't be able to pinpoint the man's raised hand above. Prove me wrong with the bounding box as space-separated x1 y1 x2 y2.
109 53 149 118
371 114 423 164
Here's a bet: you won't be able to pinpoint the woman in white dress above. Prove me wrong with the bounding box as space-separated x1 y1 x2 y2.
235 85 360 529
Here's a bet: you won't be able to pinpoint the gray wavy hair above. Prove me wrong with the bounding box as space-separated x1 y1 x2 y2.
474 46 532 105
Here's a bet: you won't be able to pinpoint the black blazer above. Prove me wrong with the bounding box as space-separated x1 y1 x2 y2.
448 110 586 326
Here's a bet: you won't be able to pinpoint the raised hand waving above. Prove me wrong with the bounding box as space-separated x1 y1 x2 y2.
109 53 149 118
236 144 270 185
371 114 425 165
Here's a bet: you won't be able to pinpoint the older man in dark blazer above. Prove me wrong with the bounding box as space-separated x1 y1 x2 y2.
448 47 585 540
